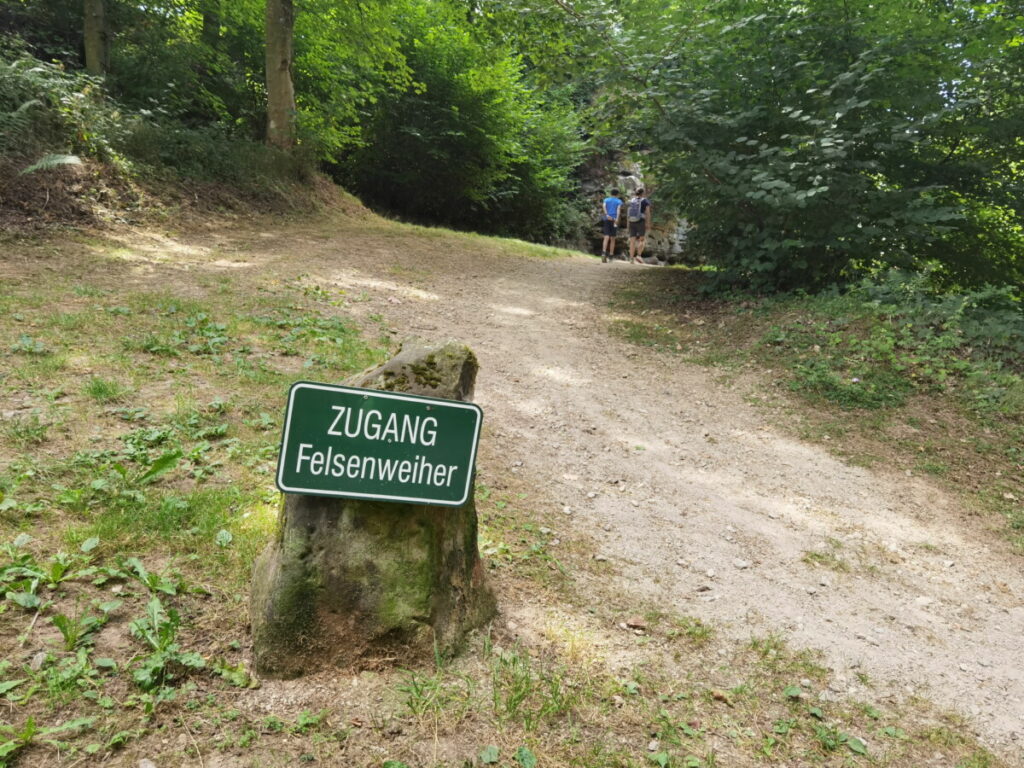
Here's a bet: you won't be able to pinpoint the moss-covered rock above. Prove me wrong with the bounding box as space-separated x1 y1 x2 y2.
250 340 495 678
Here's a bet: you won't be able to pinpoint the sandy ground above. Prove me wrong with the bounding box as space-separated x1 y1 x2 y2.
61 217 1024 763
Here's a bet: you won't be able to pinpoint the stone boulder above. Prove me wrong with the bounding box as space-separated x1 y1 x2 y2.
250 341 496 678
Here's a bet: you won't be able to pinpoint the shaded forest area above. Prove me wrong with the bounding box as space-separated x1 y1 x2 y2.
5 0 1021 413
2 0 1022 292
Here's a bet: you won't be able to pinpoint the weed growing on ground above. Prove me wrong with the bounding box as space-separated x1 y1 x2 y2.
84 376 131 404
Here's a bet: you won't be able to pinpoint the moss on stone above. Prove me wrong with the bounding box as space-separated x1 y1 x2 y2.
250 533 322 677
409 353 442 388
250 341 495 677
378 371 410 391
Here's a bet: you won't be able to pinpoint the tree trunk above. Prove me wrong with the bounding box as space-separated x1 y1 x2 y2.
83 0 107 76
265 0 296 149
201 0 221 50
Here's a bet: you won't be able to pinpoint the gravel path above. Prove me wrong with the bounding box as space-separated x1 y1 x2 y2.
172 219 1024 763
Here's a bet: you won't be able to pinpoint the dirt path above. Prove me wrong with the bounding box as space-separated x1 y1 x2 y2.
126 217 1024 762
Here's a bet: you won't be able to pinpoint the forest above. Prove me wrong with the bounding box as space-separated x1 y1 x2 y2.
3 3 1024 767
2 0 1022 292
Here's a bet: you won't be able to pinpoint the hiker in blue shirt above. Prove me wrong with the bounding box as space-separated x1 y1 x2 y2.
601 189 624 263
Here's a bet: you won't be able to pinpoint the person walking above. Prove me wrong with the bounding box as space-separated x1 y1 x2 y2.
601 189 624 263
626 188 652 264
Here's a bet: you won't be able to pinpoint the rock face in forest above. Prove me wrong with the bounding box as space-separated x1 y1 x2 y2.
250 341 496 678
579 152 692 263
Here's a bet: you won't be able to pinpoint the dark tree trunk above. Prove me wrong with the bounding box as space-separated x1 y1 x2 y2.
83 0 107 76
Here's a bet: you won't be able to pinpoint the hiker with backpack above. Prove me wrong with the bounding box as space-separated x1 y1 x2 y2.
626 188 652 264
601 188 624 263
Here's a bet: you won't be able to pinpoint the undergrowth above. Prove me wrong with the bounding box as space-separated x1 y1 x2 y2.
0 43 311 213
763 269 1023 416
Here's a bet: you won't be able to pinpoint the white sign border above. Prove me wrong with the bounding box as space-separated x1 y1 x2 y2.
276 381 483 508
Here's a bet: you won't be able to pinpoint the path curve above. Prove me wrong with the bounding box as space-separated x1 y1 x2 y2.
184 221 1024 761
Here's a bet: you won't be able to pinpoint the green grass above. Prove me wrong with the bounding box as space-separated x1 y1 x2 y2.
83 376 132 403
1 410 51 446
801 549 851 572
669 616 714 645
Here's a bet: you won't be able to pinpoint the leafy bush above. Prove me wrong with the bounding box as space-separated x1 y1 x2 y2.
0 47 117 159
763 271 1023 415
613 0 1024 291
343 5 584 241
858 269 1024 367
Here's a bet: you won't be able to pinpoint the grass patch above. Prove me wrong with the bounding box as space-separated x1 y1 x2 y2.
83 376 132 404
802 549 851 573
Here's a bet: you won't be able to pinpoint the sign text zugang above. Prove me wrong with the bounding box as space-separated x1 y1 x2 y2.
276 382 482 507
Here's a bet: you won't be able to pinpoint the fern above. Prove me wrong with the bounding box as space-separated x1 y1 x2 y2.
19 154 82 175
0 53 115 159
0 98 41 153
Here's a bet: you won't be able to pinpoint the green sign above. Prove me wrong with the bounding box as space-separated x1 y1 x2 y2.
276 382 483 507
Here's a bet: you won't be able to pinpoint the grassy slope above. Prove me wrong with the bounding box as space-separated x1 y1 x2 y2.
0 208 1011 768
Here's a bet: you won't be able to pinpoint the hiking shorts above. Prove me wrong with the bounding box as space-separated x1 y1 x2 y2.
602 219 618 236
628 220 646 237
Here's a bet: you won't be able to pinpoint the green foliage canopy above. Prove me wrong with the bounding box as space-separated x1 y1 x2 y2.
596 0 1024 289
342 2 584 238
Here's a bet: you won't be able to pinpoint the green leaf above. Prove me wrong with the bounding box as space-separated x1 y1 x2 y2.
783 685 802 699
19 154 82 175
138 450 182 484
0 740 22 758
213 659 258 688
649 752 670 768
8 591 41 610
177 651 206 670
847 736 868 755
39 716 96 735
215 529 233 548
0 679 26 696
479 745 500 764
80 537 100 553
515 746 537 768
97 600 122 614
808 706 824 720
